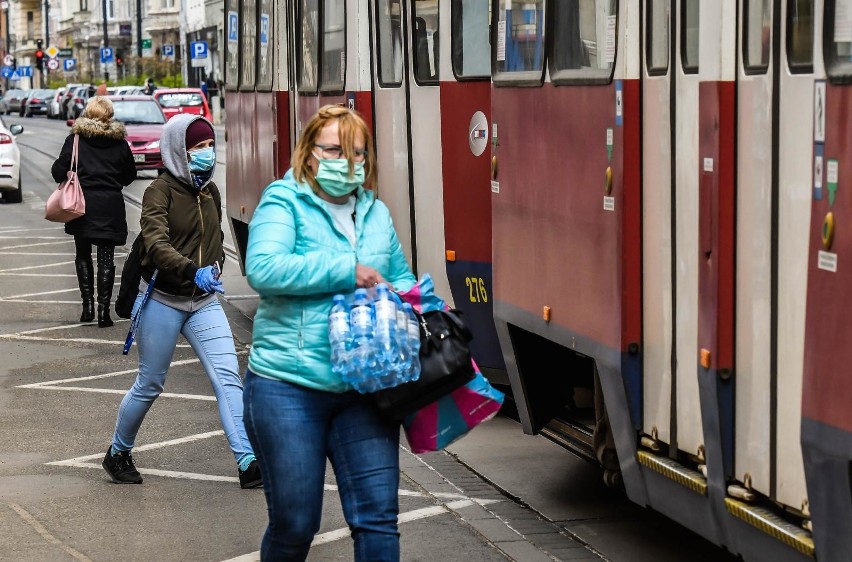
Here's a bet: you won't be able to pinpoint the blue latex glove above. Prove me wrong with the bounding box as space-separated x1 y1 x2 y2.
194 265 224 294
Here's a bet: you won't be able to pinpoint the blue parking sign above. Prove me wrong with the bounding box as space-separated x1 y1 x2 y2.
100 47 113 63
260 14 269 46
191 41 208 59
64 58 76 71
228 11 238 42
162 44 174 57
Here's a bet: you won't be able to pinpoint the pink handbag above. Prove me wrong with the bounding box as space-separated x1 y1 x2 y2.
45 134 85 223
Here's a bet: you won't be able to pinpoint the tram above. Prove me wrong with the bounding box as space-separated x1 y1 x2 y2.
224 1 852 560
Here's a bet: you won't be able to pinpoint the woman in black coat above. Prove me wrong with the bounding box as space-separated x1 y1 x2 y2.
51 96 137 327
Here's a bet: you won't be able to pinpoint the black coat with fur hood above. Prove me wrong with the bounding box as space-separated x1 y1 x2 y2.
51 117 137 245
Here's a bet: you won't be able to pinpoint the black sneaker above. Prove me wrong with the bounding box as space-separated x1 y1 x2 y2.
238 460 262 489
102 447 143 484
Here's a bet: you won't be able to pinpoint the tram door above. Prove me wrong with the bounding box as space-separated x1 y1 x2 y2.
641 0 705 459
371 1 451 303
734 0 811 508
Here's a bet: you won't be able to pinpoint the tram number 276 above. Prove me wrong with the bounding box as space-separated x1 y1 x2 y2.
465 277 489 303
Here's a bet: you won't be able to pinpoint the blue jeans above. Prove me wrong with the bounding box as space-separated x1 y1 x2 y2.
243 371 400 562
112 295 254 465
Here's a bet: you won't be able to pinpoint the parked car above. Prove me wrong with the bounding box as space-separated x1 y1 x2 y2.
3 89 28 115
152 88 212 122
0 117 25 203
0 89 25 115
47 88 65 119
105 95 166 171
22 89 55 117
59 83 85 119
63 86 90 119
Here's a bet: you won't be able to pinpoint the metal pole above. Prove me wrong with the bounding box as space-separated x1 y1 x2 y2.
43 0 49 87
3 5 9 92
135 0 141 58
101 0 108 81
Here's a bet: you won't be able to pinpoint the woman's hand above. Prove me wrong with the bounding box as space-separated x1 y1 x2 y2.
356 264 393 291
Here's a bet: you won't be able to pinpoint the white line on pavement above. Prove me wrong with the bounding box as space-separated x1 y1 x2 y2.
7 502 94 562
0 299 85 304
0 252 80 256
31 386 217 400
0 260 74 273
0 273 76 277
47 430 227 464
0 240 73 250
18 359 201 388
2 283 119 300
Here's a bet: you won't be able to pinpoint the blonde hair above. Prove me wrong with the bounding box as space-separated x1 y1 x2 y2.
82 96 114 122
292 104 376 192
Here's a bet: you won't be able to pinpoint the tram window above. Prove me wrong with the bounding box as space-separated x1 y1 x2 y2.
744 0 771 73
550 0 617 84
299 0 320 93
493 0 545 85
320 0 346 92
376 0 403 87
786 0 813 72
225 0 240 91
241 0 257 90
451 0 491 79
411 0 439 84
681 0 699 73
256 0 274 91
647 0 670 75
824 0 852 83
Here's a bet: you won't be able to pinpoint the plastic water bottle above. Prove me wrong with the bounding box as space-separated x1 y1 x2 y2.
349 288 376 392
404 303 422 382
394 307 411 377
373 284 398 375
328 295 351 377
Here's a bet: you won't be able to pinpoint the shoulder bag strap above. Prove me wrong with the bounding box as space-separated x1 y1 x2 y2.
71 134 79 174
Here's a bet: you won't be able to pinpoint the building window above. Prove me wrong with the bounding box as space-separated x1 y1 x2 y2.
107 0 115 19
163 0 175 8
26 12 33 39
80 0 88 11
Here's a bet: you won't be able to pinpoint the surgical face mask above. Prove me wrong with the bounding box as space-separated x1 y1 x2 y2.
314 154 365 197
188 147 215 172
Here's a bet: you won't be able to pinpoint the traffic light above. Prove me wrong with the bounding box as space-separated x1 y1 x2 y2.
116 52 123 68
35 39 44 71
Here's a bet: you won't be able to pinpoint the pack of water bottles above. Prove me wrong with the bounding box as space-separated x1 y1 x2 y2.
328 283 422 393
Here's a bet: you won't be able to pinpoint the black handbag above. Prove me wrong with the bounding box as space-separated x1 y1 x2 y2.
374 308 476 421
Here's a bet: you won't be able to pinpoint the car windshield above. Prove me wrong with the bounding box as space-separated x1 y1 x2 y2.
112 100 166 125
4 90 22 99
157 92 204 108
32 89 53 98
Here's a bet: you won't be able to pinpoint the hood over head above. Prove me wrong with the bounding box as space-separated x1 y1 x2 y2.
71 117 126 141
160 114 216 189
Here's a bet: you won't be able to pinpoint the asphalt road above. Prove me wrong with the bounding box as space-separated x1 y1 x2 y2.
0 113 740 562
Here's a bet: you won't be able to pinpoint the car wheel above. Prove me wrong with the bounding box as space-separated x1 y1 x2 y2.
3 175 22 204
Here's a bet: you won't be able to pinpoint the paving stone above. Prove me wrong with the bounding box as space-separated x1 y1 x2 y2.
492 540 557 562
466 516 526 543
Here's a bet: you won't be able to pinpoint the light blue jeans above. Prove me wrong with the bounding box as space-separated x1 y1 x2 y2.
112 295 254 465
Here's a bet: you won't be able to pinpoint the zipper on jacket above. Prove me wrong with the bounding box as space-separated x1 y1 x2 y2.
298 306 304 349
190 194 205 299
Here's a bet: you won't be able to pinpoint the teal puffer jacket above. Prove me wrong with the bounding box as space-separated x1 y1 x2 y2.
246 170 417 392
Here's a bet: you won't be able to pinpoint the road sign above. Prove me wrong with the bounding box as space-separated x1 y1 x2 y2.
260 14 269 46
10 70 19 81
162 44 175 58
46 46 59 58
17 65 32 77
63 58 76 71
141 38 152 57
100 47 113 63
58 48 73 58
190 41 208 68
3 54 12 66
228 12 238 42
46 58 60 71
0 66 12 78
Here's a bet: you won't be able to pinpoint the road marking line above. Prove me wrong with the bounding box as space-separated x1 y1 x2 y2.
0 252 81 256
18 359 202 388
0 299 88 304
0 260 74 273
3 283 119 300
0 240 72 250
31 386 217 400
1 335 187 347
7 502 94 562
221 499 500 561
48 430 228 464
0 228 65 235
0 273 77 277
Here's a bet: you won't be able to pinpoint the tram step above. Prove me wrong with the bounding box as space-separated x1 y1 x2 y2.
724 498 815 558
636 450 708 496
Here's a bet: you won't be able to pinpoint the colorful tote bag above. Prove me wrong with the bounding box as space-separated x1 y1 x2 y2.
396 275 505 454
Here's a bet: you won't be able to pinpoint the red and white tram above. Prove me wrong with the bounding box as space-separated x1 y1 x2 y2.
224 1 852 560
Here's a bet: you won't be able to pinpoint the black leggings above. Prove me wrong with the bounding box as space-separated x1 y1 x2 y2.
74 237 115 269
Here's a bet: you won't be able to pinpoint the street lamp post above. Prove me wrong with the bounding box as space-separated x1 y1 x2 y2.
101 0 108 81
1 1 9 92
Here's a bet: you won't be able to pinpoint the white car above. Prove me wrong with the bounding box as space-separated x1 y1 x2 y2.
0 117 24 203
47 88 66 119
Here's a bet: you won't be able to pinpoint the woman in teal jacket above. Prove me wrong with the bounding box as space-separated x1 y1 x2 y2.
243 105 416 562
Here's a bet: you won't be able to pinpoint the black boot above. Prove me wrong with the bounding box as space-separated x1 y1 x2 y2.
97 265 115 328
75 258 95 322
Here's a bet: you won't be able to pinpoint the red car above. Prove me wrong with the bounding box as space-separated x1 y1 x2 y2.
69 96 167 171
152 88 212 122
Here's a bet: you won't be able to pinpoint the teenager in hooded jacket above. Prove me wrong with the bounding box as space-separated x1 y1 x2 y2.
51 96 136 327
243 105 416 561
101 114 261 490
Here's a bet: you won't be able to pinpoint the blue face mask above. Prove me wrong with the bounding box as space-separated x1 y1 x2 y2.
188 147 215 172
314 156 365 197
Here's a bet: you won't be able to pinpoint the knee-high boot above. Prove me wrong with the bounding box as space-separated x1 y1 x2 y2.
75 258 95 322
97 265 115 328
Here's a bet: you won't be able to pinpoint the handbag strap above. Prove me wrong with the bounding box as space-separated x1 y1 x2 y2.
70 134 79 174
